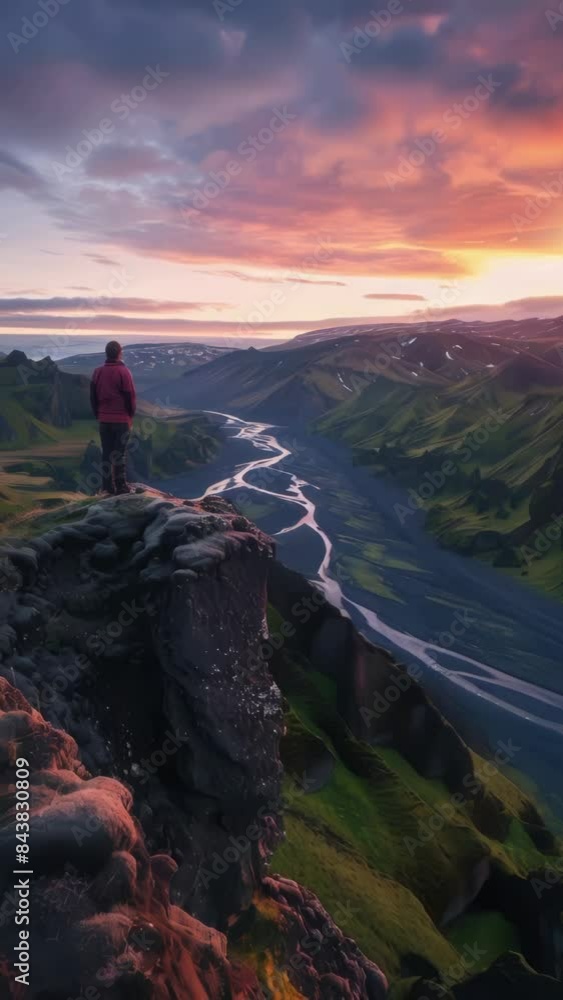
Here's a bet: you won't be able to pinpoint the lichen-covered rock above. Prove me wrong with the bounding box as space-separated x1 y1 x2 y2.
262 876 388 999
0 677 257 999
0 491 283 930
0 490 389 998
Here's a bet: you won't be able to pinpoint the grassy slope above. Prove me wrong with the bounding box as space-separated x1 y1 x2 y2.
0 367 222 531
0 409 222 531
0 358 92 524
316 370 563 600
144 413 222 476
230 606 563 996
0 418 97 524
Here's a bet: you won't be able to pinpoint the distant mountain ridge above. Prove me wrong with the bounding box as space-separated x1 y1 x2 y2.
150 320 563 425
282 315 563 350
314 344 563 598
59 340 234 390
146 319 563 598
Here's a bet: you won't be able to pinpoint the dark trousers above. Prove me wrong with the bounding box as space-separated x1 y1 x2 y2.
99 422 130 493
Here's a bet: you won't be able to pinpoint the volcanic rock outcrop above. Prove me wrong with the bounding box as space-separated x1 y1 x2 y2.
0 490 388 998
0 677 258 999
0 489 561 998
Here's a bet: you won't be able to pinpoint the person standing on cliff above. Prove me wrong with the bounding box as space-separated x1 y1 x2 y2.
90 341 136 495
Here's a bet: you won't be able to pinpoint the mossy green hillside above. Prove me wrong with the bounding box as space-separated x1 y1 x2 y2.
0 352 223 531
316 368 563 600
258 608 563 992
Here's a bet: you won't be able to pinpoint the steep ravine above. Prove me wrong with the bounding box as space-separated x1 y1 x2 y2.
0 490 561 998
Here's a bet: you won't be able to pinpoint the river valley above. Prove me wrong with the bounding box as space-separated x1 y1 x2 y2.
154 412 563 821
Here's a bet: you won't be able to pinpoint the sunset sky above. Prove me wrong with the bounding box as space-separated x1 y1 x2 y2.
2 0 563 345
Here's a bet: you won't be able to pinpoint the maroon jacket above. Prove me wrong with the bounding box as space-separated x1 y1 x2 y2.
90 361 136 425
